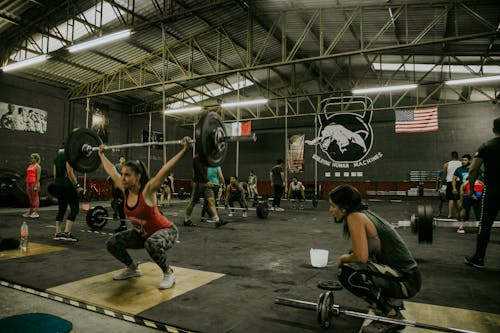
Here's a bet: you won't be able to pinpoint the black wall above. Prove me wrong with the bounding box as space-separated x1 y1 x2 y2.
1 73 499 184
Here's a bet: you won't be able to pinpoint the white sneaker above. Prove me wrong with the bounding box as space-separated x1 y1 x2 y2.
457 226 465 234
275 207 285 212
113 267 142 280
228 212 234 217
22 212 31 218
242 212 247 218
159 272 175 289
30 212 40 218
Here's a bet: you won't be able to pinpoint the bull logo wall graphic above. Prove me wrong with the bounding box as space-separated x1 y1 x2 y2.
306 97 383 168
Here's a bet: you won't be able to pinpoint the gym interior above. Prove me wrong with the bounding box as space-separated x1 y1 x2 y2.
1 1 500 333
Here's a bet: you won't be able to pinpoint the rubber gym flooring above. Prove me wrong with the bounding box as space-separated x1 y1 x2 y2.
0 198 499 333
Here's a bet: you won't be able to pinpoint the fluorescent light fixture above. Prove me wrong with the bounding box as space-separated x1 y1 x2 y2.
373 63 500 74
164 106 203 115
68 29 131 53
220 98 268 108
352 84 418 95
445 75 500 86
2 55 48 72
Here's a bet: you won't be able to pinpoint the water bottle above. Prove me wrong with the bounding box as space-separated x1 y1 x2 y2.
20 221 29 252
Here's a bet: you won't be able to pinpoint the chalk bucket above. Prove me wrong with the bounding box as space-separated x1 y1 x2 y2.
310 248 329 268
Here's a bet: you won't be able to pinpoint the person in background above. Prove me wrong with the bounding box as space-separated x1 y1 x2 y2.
184 154 225 227
288 177 305 209
330 185 421 333
269 159 285 211
457 176 484 233
452 154 471 220
441 151 462 219
201 166 224 222
464 117 500 268
53 146 83 242
225 176 248 217
160 172 175 208
248 170 259 203
23 153 41 218
110 155 127 233
98 137 190 289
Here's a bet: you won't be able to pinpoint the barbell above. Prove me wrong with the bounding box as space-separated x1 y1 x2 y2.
275 291 478 333
215 202 276 219
62 112 256 173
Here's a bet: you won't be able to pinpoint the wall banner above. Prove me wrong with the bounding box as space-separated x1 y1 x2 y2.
0 102 47 133
305 97 383 168
288 134 305 173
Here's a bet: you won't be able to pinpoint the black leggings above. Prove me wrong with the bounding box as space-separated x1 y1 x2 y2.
55 184 79 222
338 262 421 314
473 186 500 261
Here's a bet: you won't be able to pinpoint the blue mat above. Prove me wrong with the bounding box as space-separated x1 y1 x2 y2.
0 313 72 333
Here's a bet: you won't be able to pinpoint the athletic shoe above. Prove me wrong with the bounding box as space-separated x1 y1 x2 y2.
215 219 228 228
457 225 465 234
464 256 485 268
200 217 207 222
228 212 234 217
183 219 195 227
361 310 405 333
242 212 248 218
159 272 175 289
61 232 78 242
114 225 127 233
53 233 64 240
113 267 142 280
275 207 285 212
30 213 40 218
22 212 31 218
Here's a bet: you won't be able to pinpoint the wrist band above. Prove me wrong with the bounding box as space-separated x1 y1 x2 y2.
74 183 81 189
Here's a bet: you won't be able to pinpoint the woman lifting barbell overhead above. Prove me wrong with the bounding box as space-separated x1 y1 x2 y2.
329 185 421 333
97 136 191 290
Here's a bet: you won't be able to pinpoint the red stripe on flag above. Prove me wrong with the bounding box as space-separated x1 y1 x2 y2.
240 121 251 136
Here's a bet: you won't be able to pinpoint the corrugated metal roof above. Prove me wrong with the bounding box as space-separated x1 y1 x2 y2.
0 0 499 115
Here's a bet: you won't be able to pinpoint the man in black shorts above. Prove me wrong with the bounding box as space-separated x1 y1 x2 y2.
184 155 225 227
464 117 500 268
269 159 285 211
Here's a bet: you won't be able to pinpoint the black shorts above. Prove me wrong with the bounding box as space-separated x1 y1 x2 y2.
445 182 460 200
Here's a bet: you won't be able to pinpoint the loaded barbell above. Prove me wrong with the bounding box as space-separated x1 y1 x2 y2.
275 291 478 333
215 202 277 219
62 112 256 173
410 204 434 243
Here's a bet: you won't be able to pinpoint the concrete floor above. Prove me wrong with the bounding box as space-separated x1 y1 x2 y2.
1 197 499 333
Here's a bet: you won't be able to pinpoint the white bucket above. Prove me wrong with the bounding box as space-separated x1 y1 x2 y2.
310 248 329 268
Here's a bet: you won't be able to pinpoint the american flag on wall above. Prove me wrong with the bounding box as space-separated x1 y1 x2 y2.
394 107 438 133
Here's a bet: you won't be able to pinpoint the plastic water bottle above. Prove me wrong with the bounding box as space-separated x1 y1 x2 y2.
20 221 29 252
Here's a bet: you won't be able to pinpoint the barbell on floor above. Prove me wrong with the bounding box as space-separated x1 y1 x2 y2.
275 291 478 333
61 112 257 173
215 202 279 219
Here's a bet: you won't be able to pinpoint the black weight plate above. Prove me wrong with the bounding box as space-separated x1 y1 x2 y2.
195 112 227 167
65 128 103 173
86 205 108 230
317 280 343 291
322 291 334 328
316 292 325 326
256 202 269 219
418 204 433 243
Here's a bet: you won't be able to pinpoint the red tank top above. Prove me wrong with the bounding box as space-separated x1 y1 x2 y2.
124 191 173 238
26 165 37 183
